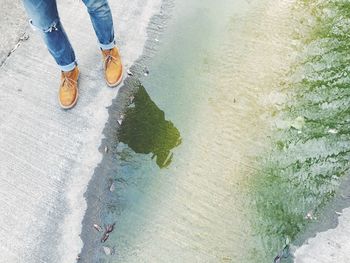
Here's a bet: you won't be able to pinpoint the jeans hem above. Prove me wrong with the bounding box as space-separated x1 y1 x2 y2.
59 61 77 72
99 40 116 50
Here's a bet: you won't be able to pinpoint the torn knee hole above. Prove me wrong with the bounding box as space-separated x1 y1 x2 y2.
43 21 59 33
29 19 59 33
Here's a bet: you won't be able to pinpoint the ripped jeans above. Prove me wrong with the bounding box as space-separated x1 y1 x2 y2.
22 0 115 71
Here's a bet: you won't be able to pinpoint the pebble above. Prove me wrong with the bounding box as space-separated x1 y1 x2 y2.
109 182 115 192
127 69 133 76
105 223 115 234
328 128 338 134
273 255 281 263
103 246 113 255
117 114 124 125
93 224 103 232
101 233 109 243
305 211 314 220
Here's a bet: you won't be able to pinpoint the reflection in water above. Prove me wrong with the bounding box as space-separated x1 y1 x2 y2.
118 83 181 168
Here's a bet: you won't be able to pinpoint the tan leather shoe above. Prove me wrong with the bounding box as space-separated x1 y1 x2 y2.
58 66 79 109
102 47 123 87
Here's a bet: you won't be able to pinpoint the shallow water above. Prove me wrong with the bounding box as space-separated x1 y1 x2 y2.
251 0 350 259
81 0 350 262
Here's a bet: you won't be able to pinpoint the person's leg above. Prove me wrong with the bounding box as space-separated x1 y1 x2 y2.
22 0 80 109
22 0 77 71
83 0 123 87
82 0 115 50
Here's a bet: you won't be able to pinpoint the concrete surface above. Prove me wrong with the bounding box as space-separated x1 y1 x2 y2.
0 0 161 262
294 207 350 263
0 0 27 65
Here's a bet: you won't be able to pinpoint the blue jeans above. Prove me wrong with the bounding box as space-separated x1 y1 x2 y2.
22 0 115 71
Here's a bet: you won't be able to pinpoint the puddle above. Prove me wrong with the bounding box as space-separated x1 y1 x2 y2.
79 0 350 262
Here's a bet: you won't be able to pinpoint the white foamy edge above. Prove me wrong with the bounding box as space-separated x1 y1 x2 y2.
58 0 162 261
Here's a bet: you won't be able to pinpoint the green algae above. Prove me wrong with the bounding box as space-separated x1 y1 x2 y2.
251 0 350 260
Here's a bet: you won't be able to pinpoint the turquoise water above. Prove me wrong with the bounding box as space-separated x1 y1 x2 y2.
90 0 350 262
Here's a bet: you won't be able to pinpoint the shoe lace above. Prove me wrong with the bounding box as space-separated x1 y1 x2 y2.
104 52 118 68
61 72 77 90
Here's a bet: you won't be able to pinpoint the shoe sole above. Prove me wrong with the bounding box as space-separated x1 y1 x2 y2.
58 71 80 110
106 66 124 88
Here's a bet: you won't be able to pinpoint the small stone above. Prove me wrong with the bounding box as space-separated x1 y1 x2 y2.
117 114 124 125
109 182 115 192
291 116 305 130
101 233 109 243
105 223 115 233
305 211 313 220
328 128 338 134
285 237 290 245
127 69 133 76
93 224 103 232
103 246 113 255
273 255 281 263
